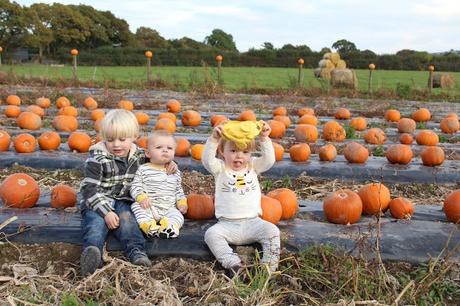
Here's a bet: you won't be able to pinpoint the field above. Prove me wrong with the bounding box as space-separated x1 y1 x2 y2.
2 64 460 96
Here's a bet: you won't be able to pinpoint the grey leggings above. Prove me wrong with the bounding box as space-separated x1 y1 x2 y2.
204 217 280 271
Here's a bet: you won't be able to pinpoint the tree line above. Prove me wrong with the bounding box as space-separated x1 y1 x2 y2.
0 0 459 71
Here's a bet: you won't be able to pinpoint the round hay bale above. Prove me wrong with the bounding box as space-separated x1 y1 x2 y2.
431 73 455 89
314 68 333 79
331 69 358 90
323 52 331 60
336 59 347 69
329 52 341 65
318 59 335 69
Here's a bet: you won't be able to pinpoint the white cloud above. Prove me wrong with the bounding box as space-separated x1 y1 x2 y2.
414 0 460 18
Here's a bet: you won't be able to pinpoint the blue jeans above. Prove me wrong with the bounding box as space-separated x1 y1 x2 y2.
81 200 147 262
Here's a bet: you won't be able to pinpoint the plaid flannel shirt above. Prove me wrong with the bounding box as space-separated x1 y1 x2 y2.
80 142 148 217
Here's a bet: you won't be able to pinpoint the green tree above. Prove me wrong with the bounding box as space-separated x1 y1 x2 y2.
23 3 53 62
169 37 209 49
262 42 274 50
135 27 169 48
0 0 27 49
71 5 111 48
332 39 357 54
204 29 237 51
100 11 136 47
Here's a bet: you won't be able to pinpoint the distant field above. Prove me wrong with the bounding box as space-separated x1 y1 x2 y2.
1 64 459 95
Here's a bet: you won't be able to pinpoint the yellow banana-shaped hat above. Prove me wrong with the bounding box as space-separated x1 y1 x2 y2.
222 120 263 149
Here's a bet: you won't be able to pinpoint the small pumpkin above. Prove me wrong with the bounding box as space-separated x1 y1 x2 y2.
420 146 445 166
38 131 61 151
273 115 291 128
71 49 78 56
0 173 40 208
191 144 205 160
0 130 11 151
411 108 431 122
440 117 459 134
118 100 134 111
52 115 78 132
268 120 286 138
58 106 78 117
13 133 36 153
136 136 148 149
385 144 413 165
323 189 362 225
446 113 458 120
90 109 105 121
26 105 45 118
344 141 369 164
175 138 190 157
272 142 284 161
83 97 98 110
415 130 439 146
297 114 318 126
364 128 386 145
181 110 202 126
297 107 315 117
155 118 176 133
6 95 21 105
135 112 150 125
260 195 283 224
51 184 77 208
94 118 103 133
319 144 337 162
399 133 414 145
237 110 257 121
294 124 318 143
186 193 215 220
350 117 367 131
334 108 351 120
272 107 287 117
397 118 416 134
158 112 177 124
210 114 228 127
358 183 391 215
56 96 71 109
289 143 311 162
5 105 21 118
166 99 181 113
267 188 298 220
385 109 401 122
322 121 346 142
16 112 42 130
68 132 92 153
389 197 414 219
443 190 460 223
36 97 51 109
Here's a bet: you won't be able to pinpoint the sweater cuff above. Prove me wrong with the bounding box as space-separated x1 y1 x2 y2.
136 193 149 203
177 198 187 207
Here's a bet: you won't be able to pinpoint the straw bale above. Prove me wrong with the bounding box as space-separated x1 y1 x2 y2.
329 52 341 65
314 68 333 79
323 52 331 60
336 59 347 69
331 69 358 90
431 73 455 88
318 59 335 69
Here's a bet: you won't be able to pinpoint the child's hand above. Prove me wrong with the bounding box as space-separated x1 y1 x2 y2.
259 120 271 141
178 203 188 214
165 160 178 174
140 198 151 209
210 122 225 143
104 211 119 229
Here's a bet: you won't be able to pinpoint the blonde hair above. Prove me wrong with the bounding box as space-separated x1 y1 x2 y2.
100 109 139 140
147 130 176 148
217 138 256 158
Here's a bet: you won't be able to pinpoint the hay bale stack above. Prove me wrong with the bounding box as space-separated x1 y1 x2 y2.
431 73 455 89
336 59 347 69
314 52 349 80
331 69 358 90
318 59 335 69
314 67 333 79
323 52 331 60
329 52 340 65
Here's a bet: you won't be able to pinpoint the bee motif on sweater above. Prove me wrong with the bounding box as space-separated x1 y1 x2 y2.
221 170 257 195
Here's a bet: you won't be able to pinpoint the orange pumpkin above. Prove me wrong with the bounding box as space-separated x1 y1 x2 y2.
38 131 61 150
16 112 42 130
364 128 386 145
389 197 414 219
58 106 78 117
136 136 148 149
358 183 391 215
158 112 177 124
268 120 286 138
385 144 413 165
344 141 368 164
260 195 283 224
443 190 460 223
272 106 287 117
397 118 416 134
289 143 311 162
350 117 367 131
52 115 78 132
155 118 176 133
6 95 21 105
297 114 318 126
385 109 401 122
71 49 78 56
94 118 102 133
0 173 40 208
135 112 150 125
56 96 71 109
440 117 459 134
191 144 205 160
26 105 45 118
319 144 337 162
272 142 284 161
216 55 223 62
237 110 256 121
83 97 98 110
294 124 318 143
166 99 181 113
13 133 36 153
68 132 91 153
51 184 77 208
0 130 11 151
273 115 291 128
267 188 298 220
334 108 351 120
322 121 346 142
420 146 445 166
90 109 105 121
446 113 458 120
36 97 51 109
185 193 215 220
118 100 134 111
182 110 202 126
210 114 228 127
297 107 315 117
5 105 21 118
175 138 190 157
323 189 362 225
415 130 439 146
399 133 414 145
411 108 431 122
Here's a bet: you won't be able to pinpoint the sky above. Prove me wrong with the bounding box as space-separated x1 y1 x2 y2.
14 0 460 54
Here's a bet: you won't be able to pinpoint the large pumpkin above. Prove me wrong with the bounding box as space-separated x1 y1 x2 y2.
267 188 298 220
237 110 256 121
364 128 386 145
389 197 414 219
210 114 228 127
358 183 391 215
166 99 181 113
186 194 215 220
415 130 439 146
83 97 98 110
440 117 459 134
344 141 369 164
411 108 431 122
56 96 71 109
26 105 45 118
0 173 40 208
294 124 318 143
0 130 11 151
260 195 282 224
135 112 150 125
350 117 367 131
155 118 176 133
297 114 318 126
323 189 362 225
268 120 286 138
420 146 445 166
36 97 51 109
5 105 21 118
334 108 351 120
16 112 42 130
6 95 21 105
385 109 401 122
385 144 413 165
38 131 61 151
90 109 105 121
118 100 134 111
322 121 346 142
319 144 337 162
273 115 291 128
68 132 92 153
52 115 79 132
297 107 315 117
191 144 204 160
58 106 78 117
289 143 311 162
51 184 77 208
158 112 177 124
182 110 202 126
272 106 287 117
13 133 36 153
443 190 460 223
272 142 284 161
175 138 190 157
397 118 416 134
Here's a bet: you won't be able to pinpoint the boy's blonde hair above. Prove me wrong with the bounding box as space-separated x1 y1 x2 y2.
100 109 139 140
147 130 176 148
217 138 256 157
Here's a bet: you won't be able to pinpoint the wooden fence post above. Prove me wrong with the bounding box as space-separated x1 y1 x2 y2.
428 64 435 94
145 51 153 83
297 58 304 87
368 63 375 94
216 55 223 85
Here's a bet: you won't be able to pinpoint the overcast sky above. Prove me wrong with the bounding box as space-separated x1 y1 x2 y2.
15 0 460 54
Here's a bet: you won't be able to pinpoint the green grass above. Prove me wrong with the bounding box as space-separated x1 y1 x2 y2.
2 64 460 95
